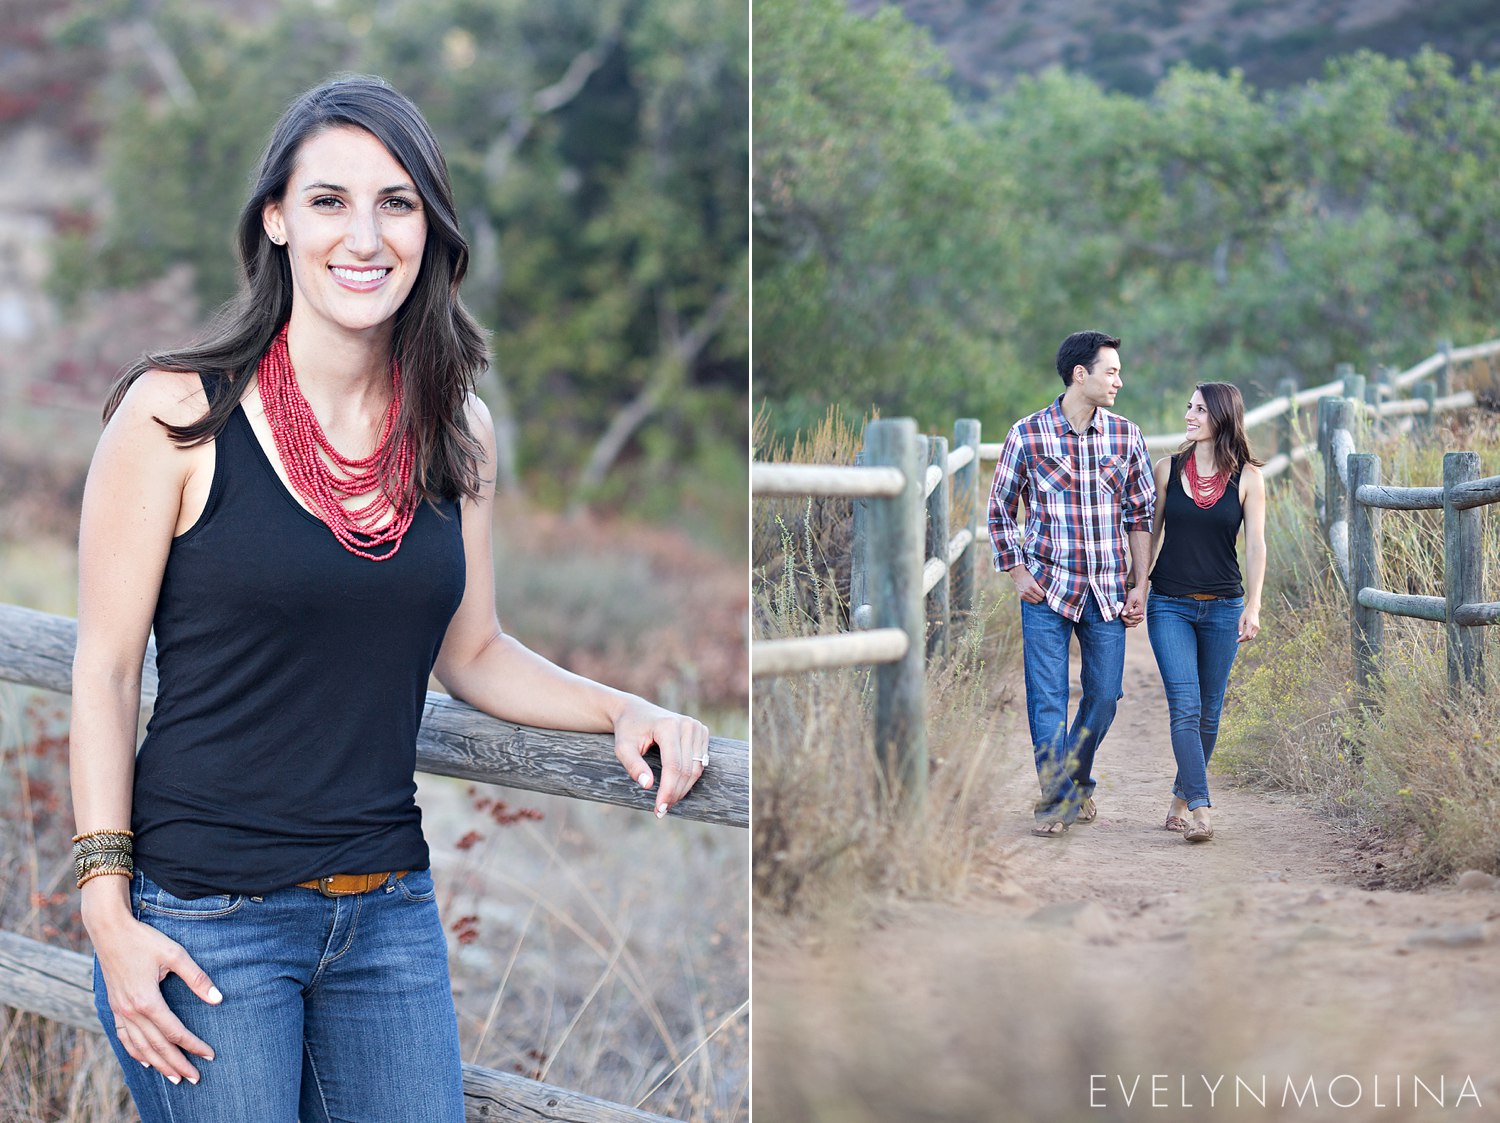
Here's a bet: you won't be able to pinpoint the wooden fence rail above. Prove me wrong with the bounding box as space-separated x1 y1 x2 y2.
0 605 748 829
1319 432 1500 700
0 602 747 1123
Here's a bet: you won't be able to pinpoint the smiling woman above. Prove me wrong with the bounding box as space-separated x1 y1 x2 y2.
69 75 712 1123
264 127 428 339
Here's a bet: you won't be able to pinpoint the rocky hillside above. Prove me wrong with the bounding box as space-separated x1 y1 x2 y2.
844 0 1500 96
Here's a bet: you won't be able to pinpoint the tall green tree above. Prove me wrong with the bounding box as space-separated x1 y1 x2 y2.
753 0 1023 441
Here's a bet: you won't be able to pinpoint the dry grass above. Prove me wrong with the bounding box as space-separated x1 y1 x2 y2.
1217 411 1500 886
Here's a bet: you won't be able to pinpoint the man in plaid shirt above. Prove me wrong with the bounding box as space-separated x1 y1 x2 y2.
988 331 1156 836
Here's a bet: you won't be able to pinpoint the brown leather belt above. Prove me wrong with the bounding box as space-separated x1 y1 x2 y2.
1186 593 1220 600
296 871 408 897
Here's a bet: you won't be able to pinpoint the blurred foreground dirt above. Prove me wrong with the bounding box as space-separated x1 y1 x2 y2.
756 624 1500 1121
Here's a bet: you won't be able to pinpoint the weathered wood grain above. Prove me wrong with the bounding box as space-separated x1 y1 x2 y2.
1445 452 1486 692
417 694 747 828
0 932 676 1123
1356 589 1447 623
866 418 927 808
1348 454 1383 699
0 605 746 830
1355 483 1445 511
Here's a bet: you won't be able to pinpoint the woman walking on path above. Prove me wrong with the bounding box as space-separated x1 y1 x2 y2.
1146 382 1265 843
69 75 709 1122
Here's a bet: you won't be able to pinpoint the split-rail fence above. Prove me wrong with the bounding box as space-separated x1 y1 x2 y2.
751 337 1500 794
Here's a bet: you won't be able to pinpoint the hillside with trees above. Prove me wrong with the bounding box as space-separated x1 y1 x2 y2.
754 0 1500 441
845 0 1500 98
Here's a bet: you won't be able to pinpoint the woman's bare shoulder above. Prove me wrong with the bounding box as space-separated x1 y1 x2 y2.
109 369 212 432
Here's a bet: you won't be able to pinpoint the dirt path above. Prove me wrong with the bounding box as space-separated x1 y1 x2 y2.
755 625 1500 1121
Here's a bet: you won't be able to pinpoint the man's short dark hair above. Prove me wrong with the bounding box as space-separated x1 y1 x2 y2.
1055 331 1122 388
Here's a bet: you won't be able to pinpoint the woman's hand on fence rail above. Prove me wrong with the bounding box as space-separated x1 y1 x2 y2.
611 698 711 819
83 879 221 1085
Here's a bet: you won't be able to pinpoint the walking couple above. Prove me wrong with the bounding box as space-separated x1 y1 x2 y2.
988 331 1267 843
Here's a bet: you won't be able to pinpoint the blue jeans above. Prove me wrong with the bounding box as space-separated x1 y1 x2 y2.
1020 596 1126 822
1146 594 1244 811
94 867 464 1123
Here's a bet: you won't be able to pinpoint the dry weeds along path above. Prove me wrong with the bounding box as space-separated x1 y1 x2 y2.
756 625 1500 1122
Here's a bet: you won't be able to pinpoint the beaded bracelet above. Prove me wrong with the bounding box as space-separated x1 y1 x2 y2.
72 829 134 889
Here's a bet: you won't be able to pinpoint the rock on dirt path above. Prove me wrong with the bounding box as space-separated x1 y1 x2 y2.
755 624 1500 1122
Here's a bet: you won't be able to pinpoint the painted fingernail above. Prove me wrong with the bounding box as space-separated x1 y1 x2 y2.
187 1074 199 1085
208 986 223 1003
140 1060 151 1068
638 772 652 788
168 1075 181 1085
655 804 666 819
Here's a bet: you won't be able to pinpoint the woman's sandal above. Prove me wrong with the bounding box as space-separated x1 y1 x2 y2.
1077 797 1098 823
1031 820 1069 837
1164 815 1191 832
1184 819 1214 843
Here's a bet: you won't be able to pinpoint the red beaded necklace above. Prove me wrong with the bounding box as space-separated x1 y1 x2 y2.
1182 450 1230 510
256 324 414 561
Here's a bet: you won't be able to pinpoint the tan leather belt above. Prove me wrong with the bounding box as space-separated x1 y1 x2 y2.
1186 593 1220 600
296 871 408 897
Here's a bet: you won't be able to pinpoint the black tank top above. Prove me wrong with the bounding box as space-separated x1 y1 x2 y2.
1149 453 1244 598
131 372 466 898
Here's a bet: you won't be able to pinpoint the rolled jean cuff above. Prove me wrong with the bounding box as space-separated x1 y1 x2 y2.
1185 797 1211 811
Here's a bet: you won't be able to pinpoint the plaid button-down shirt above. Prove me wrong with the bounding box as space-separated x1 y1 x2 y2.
988 395 1155 622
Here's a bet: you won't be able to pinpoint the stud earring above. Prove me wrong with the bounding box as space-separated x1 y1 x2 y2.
269 234 284 245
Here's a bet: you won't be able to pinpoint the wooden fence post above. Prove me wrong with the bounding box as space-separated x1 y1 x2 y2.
1276 377 1298 460
850 451 869 629
925 435 951 663
864 418 927 808
1438 338 1453 398
1416 382 1436 432
950 419 982 633
1317 396 1335 530
1322 397 1356 585
1348 453 1383 701
1444 451 1485 696
1344 371 1365 405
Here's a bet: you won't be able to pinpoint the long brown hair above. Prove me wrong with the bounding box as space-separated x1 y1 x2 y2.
1176 381 1265 476
103 75 488 505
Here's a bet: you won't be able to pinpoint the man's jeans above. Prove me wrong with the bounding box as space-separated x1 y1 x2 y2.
1020 596 1126 823
94 866 464 1123
1146 593 1244 811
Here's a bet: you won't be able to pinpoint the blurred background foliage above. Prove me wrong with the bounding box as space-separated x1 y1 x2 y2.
753 0 1500 445
42 0 747 550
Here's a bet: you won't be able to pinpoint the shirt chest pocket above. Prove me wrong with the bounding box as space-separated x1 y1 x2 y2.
1034 455 1073 494
1097 454 1127 494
